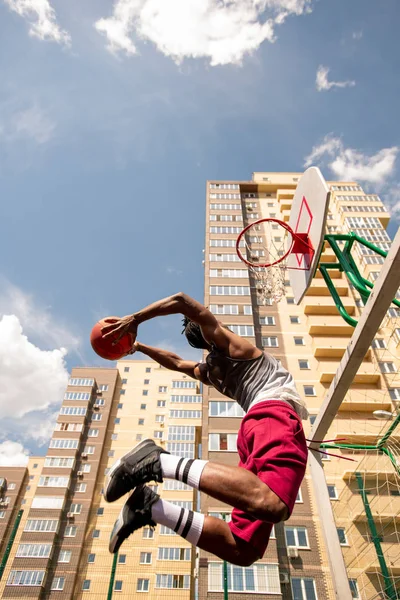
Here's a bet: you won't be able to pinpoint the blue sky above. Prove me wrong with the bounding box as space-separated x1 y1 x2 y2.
0 0 399 462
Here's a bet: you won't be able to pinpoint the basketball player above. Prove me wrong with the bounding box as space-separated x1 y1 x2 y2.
101 292 309 566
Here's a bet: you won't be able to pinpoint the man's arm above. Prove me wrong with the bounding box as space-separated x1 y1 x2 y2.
134 341 208 383
102 292 261 360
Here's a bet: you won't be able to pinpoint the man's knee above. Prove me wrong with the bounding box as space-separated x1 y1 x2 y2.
254 488 289 523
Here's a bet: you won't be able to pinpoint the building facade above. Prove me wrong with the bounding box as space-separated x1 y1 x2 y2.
0 172 399 600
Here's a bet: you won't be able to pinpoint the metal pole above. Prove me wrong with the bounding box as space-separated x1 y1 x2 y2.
355 473 397 600
0 509 23 580
107 552 118 600
222 514 228 600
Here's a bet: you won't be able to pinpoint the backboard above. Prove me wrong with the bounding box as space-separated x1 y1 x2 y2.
287 167 330 304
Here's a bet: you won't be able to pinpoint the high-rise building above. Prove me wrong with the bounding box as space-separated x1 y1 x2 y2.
1 172 399 600
0 363 201 599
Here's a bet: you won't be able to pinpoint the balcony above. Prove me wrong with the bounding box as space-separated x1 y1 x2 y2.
338 395 391 412
304 297 356 316
305 281 349 297
307 315 354 336
314 345 371 360
343 453 399 483
319 360 380 384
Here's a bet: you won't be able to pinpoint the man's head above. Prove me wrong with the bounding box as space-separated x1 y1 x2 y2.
182 316 211 350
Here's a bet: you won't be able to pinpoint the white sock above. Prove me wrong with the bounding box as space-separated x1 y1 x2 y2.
151 498 204 546
160 454 208 489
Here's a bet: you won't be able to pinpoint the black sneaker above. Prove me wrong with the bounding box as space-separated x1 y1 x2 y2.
104 438 169 503
109 484 159 554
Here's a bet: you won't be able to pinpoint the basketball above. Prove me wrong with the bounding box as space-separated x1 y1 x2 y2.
90 317 133 360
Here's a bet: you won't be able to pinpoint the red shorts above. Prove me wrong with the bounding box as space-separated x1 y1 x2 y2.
228 400 308 558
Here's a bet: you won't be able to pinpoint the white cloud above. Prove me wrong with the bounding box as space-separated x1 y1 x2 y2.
316 65 355 92
0 315 68 419
95 0 313 66
385 184 400 217
4 0 70 45
0 105 56 145
166 266 183 276
0 279 81 352
304 134 399 185
352 30 363 41
0 441 29 467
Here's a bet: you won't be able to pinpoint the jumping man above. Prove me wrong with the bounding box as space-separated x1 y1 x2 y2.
102 292 309 566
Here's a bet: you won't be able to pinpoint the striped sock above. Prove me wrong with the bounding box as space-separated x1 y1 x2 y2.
160 454 208 489
151 498 204 546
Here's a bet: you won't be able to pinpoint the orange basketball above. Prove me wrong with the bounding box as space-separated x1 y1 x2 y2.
90 317 133 361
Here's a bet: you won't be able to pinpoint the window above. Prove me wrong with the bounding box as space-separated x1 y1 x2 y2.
82 464 91 473
0 511 5 518
379 361 396 373
7 570 45 586
138 419 145 425
76 483 87 493
58 550 72 563
120 389 125 395
158 548 191 561
25 519 58 533
171 395 201 403
60 407 87 416
168 426 195 441
100 384 109 391
159 386 167 393
294 337 305 346
82 580 91 591
372 338 386 349
295 489 303 503
208 562 280 594
16 544 52 558
154 430 163 439
141 404 147 410
156 574 190 589
337 527 348 545
49 439 79 449
286 297 295 304
64 392 91 400
124 367 130 372
92 529 100 538
118 403 123 409
140 552 152 564
210 269 248 278
210 304 239 315
56 422 83 432
95 398 105 406
88 554 95 563
122 378 127 384
349 579 360 599
303 386 316 396
290 315 300 324
210 286 250 296
299 359 310 370
157 400 166 407
65 525 77 537
142 390 148 396
32 497 64 509
163 480 191 491
260 316 275 325
44 457 74 468
68 378 94 386
97 508 104 516
309 415 317 425
115 581 123 591
209 401 245 417
227 325 254 337
51 577 65 591
328 485 338 499
389 388 400 400
142 527 154 539
114 418 120 425
69 503 82 514
144 379 150 384
119 554 126 564
210 226 242 234
88 428 99 437
136 434 142 441
84 445 96 454
172 380 197 389
92 413 102 421
209 433 238 451
137 578 150 592
170 410 201 419
111 434 118 441
155 415 165 422
146 367 151 373
285 526 309 548
262 336 278 347
291 578 317 600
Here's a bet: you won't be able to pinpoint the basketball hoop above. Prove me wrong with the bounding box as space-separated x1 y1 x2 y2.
236 218 314 304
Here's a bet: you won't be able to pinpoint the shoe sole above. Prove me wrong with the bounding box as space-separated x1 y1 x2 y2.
109 500 132 553
104 438 157 503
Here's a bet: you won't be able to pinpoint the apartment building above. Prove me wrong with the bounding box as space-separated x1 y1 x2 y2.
0 362 201 599
200 173 399 600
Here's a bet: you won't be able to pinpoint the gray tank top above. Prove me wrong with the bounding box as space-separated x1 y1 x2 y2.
204 346 308 419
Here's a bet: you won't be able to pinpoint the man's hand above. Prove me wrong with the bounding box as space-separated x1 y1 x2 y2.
101 315 138 346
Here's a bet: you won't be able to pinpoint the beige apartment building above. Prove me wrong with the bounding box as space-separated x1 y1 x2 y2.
0 172 399 600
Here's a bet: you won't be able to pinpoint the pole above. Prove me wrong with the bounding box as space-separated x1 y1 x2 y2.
107 552 118 600
222 514 228 600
